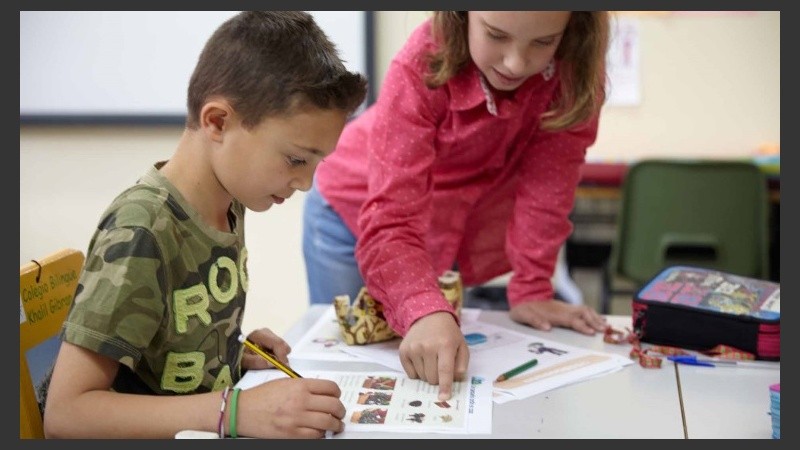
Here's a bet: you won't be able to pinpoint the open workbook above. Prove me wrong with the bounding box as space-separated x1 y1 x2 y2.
235 370 493 435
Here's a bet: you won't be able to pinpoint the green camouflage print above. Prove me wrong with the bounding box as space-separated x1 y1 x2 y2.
63 163 248 395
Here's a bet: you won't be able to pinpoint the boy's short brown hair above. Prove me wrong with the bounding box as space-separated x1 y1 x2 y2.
186 11 367 129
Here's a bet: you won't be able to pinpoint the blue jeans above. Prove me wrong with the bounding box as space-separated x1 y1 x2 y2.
302 184 364 305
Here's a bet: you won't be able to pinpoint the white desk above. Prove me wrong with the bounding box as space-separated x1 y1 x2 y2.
678 363 779 439
283 305 685 438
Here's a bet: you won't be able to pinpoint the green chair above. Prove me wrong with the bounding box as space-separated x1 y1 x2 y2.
601 159 770 314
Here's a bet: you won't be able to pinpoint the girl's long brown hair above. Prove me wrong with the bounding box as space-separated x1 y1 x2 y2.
426 11 610 132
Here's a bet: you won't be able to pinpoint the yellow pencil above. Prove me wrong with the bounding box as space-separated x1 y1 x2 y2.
238 334 303 379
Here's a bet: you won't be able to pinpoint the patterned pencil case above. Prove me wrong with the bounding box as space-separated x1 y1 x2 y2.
632 265 780 360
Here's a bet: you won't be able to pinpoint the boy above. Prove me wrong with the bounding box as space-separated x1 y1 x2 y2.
43 11 367 438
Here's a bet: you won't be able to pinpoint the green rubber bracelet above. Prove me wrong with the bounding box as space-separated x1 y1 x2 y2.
229 388 241 438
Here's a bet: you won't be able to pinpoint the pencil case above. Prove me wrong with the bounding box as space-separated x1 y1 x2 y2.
334 270 463 345
632 266 780 360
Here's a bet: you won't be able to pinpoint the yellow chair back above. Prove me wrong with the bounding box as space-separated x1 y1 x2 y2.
20 248 84 439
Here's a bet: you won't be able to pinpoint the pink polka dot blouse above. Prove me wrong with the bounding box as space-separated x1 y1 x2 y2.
315 19 600 335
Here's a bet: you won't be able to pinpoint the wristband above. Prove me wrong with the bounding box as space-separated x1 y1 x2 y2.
218 386 230 438
229 388 242 438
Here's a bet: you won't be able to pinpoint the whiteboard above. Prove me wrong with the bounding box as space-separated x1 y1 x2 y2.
20 11 371 123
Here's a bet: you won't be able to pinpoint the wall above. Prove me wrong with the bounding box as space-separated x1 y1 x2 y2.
19 11 780 335
20 126 308 335
375 11 780 159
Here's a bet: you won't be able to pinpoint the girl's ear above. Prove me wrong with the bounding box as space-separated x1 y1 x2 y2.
199 100 233 142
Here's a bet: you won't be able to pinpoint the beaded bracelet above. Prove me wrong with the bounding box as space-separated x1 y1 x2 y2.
229 388 242 438
218 386 231 438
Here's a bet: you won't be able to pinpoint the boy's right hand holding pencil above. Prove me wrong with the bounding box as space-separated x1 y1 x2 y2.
233 377 345 439
234 329 345 439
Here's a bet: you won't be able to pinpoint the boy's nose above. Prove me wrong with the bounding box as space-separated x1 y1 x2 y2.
290 170 314 192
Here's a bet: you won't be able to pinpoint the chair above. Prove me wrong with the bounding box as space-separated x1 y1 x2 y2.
601 160 770 314
20 248 84 439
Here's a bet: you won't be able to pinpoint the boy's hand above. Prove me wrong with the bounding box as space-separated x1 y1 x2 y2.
399 311 469 401
238 378 346 439
509 300 606 335
242 328 292 370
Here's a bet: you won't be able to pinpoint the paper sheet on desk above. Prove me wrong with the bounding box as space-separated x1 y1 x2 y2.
289 306 482 365
236 369 492 434
334 319 632 404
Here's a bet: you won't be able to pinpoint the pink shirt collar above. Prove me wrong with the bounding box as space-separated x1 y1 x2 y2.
448 62 557 118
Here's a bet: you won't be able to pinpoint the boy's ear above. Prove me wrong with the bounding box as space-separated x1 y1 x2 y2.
199 100 233 142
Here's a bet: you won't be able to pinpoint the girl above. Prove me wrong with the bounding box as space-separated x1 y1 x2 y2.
303 11 609 401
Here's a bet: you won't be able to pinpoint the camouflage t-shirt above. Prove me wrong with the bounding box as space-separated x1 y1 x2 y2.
63 162 248 395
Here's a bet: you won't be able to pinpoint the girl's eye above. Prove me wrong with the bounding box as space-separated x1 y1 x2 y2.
487 31 507 41
286 156 307 167
534 38 556 47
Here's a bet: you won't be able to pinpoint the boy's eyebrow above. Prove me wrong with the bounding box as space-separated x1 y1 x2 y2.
294 144 327 158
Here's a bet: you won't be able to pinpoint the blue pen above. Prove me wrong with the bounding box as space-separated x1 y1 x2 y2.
667 355 716 367
667 355 780 369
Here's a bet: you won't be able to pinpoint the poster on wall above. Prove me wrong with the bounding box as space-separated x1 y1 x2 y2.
606 17 641 107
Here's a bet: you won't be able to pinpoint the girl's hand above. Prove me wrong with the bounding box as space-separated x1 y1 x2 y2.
399 311 469 401
510 300 606 335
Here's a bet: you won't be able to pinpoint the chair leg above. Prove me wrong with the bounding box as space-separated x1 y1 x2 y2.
600 263 612 315
553 246 584 305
